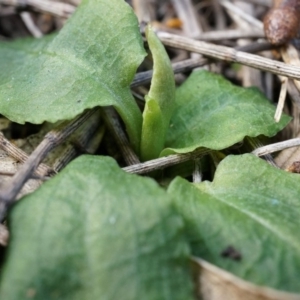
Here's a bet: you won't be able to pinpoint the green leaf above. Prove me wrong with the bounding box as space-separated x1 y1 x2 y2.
168 154 300 292
0 0 146 153
0 34 55 84
0 156 193 300
161 70 290 156
140 26 175 161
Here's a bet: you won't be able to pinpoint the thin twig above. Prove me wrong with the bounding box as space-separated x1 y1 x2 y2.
171 0 203 38
274 77 288 122
247 137 278 168
123 148 210 175
0 0 75 18
237 0 271 5
102 107 140 165
195 29 264 41
132 41 275 88
0 171 50 180
229 1 263 90
287 80 300 109
0 108 98 220
193 159 202 183
132 57 209 87
157 31 300 81
235 42 277 53
0 132 53 176
280 45 300 92
20 12 43 38
219 0 263 29
171 0 202 60
52 109 103 172
252 138 300 156
212 0 226 30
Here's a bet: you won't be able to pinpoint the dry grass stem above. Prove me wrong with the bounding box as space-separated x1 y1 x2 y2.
247 137 278 167
0 132 53 176
123 148 211 175
252 138 300 156
196 29 264 41
0 0 75 18
193 159 203 183
237 0 272 6
132 41 274 89
157 32 300 80
0 171 49 180
281 45 300 92
20 12 43 38
102 107 140 166
171 0 202 37
275 77 288 122
52 110 103 172
132 57 209 88
219 0 263 29
287 80 300 109
0 108 99 220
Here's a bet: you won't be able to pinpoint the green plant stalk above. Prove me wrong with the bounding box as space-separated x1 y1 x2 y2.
140 26 175 161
